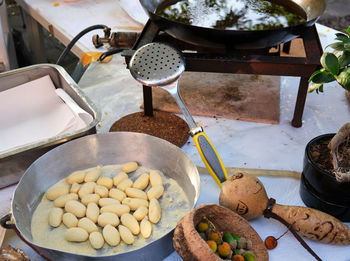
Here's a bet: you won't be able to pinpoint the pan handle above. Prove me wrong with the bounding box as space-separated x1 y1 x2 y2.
164 82 228 187
0 213 53 261
0 213 13 229
191 128 228 188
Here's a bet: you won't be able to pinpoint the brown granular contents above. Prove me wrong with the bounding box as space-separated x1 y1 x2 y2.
109 111 190 147
0 245 30 260
310 137 333 173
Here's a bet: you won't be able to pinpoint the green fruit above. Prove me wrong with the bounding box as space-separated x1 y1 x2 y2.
232 234 241 243
244 253 256 261
223 232 234 243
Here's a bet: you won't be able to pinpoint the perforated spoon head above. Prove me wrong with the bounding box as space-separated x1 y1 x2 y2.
129 42 185 87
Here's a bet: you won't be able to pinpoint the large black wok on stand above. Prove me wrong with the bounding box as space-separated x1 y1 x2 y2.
111 0 326 142
139 0 326 49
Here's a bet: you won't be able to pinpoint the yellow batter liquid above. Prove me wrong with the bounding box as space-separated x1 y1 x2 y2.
31 164 191 256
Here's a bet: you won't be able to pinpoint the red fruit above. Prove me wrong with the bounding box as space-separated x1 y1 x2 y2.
232 254 245 261
264 236 278 250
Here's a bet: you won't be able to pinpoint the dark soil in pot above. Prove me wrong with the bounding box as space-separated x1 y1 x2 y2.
311 135 350 174
309 136 334 172
300 133 350 222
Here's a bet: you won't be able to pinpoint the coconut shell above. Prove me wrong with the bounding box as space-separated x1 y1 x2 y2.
173 204 268 261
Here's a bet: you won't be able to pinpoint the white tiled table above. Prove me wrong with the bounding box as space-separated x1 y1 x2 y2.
1 0 350 258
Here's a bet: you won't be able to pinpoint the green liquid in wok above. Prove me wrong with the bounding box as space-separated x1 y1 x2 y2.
156 0 307 30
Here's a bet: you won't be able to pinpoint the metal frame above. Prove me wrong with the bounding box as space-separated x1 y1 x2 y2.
0 0 18 71
122 20 323 127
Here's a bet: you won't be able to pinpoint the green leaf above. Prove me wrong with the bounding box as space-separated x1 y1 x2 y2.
319 85 324 93
335 33 349 42
335 68 350 90
308 70 322 82
308 82 323 93
339 51 350 68
334 50 341 56
347 26 350 34
309 71 335 83
345 42 350 50
327 42 344 51
336 33 347 37
320 52 340 75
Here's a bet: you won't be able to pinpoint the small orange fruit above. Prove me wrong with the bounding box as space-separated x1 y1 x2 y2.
206 240 217 253
218 242 231 258
208 232 221 244
232 254 245 261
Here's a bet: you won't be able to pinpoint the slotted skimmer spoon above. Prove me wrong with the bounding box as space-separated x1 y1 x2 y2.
129 42 228 187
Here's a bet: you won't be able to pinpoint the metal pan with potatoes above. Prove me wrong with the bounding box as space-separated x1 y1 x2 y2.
1 132 200 260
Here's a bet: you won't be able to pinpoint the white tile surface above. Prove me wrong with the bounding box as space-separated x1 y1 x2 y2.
1 10 349 261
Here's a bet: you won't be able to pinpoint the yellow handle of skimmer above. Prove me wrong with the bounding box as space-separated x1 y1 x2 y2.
192 130 228 188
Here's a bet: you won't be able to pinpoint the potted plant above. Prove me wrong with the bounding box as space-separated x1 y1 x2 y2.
300 26 350 222
308 26 350 94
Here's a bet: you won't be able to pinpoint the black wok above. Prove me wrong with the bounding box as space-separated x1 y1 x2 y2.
139 0 326 49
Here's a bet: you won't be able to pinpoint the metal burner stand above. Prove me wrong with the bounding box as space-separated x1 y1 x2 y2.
121 20 323 128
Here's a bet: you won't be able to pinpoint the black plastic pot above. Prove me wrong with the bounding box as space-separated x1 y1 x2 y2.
300 133 350 222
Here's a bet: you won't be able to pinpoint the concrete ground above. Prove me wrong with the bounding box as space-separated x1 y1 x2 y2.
4 0 350 72
5 0 79 72
318 0 350 31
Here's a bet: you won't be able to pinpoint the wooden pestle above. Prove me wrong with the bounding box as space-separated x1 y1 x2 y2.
219 172 350 244
272 204 350 244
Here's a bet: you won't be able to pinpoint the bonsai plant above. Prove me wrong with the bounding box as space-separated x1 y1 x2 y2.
299 26 350 221
307 24 350 183
308 25 350 93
